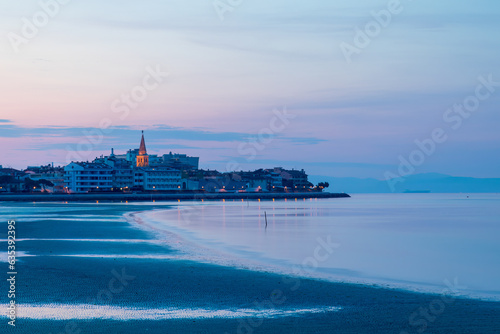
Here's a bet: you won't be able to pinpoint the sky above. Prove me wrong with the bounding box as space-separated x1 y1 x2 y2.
0 0 499 179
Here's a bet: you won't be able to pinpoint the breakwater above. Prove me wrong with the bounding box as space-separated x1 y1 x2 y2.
0 192 350 202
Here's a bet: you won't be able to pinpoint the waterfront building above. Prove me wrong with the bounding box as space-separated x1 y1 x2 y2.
64 162 113 193
25 164 65 193
94 153 134 190
111 162 134 189
134 167 181 191
274 167 312 190
229 169 283 191
180 179 200 191
198 177 247 192
0 167 25 192
0 167 22 177
264 170 284 189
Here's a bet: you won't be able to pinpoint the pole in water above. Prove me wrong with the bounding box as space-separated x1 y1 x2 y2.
265 211 268 229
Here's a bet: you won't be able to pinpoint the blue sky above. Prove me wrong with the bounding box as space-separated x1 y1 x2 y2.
0 0 499 178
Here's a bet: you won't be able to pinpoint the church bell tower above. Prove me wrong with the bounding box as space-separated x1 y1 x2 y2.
136 131 149 167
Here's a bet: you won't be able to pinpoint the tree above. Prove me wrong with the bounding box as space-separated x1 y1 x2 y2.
39 179 54 192
0 175 14 192
317 182 330 191
24 178 39 191
0 175 14 184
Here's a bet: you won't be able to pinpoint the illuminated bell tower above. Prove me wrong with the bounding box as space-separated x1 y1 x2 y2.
136 131 149 167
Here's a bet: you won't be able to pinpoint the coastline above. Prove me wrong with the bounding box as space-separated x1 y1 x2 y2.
0 191 350 202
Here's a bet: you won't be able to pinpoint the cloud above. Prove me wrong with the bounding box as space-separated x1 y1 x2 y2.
0 123 324 148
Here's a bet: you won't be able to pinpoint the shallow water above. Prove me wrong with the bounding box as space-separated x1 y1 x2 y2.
137 194 500 300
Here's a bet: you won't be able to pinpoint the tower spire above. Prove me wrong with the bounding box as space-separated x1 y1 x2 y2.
136 131 149 167
139 130 147 155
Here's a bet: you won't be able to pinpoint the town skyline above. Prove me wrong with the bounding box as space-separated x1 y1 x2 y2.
1 131 320 194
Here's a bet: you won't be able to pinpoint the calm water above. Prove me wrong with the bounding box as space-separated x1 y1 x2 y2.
138 193 500 300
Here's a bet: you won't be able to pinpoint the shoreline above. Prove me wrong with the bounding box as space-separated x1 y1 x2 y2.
0 191 350 202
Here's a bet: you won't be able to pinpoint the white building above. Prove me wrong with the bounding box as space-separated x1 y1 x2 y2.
64 162 113 193
134 167 181 191
94 155 135 189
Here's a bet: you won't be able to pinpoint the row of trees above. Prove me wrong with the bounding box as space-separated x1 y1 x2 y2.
0 176 54 192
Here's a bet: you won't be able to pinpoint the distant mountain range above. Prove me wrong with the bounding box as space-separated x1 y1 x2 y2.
310 173 500 193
